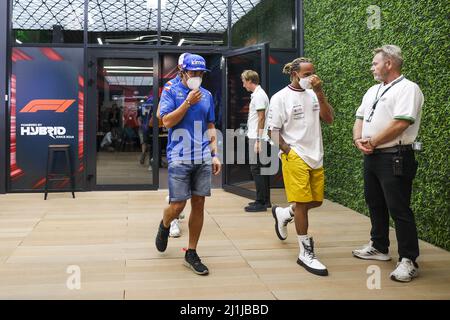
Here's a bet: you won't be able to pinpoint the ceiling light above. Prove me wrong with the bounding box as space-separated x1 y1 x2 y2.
106 70 153 74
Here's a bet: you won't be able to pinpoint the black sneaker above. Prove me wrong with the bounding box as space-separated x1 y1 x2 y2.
245 203 267 212
155 220 170 252
184 249 209 275
248 201 272 208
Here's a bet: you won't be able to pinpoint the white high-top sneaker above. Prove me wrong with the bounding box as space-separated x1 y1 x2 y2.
166 195 185 220
390 258 419 282
169 219 181 238
297 237 328 276
271 205 293 240
352 241 392 261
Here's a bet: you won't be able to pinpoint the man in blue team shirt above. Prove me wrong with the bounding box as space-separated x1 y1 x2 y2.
158 53 191 239
155 54 221 276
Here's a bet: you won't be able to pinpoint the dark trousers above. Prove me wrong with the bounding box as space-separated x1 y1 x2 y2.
249 139 271 204
364 150 419 261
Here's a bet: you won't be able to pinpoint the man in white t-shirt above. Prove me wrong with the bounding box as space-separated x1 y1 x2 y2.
267 57 334 276
241 70 271 212
352 45 424 283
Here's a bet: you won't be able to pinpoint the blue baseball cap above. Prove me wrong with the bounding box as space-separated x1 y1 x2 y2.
178 53 191 66
181 54 210 72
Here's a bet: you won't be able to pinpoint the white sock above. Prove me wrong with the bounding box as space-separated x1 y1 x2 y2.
298 234 309 245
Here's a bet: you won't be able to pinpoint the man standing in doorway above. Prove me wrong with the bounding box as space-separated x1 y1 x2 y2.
155 54 221 276
268 57 334 276
137 96 153 166
241 70 271 212
352 45 424 282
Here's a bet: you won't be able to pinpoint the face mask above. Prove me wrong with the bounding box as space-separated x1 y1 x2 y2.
299 75 312 90
186 75 202 90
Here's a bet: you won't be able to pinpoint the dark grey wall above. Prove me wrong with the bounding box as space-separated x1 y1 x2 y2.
0 0 8 194
231 0 296 48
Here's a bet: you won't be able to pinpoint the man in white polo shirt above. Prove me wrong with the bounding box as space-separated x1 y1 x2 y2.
241 70 271 212
352 45 424 283
268 57 334 276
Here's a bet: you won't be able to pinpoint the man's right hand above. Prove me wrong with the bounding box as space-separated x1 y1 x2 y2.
282 146 291 155
355 138 373 155
186 89 202 106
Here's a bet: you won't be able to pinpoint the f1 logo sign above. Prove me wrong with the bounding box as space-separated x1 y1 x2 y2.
20 99 75 113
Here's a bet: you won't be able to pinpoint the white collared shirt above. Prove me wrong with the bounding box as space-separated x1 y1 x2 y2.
356 75 424 148
247 85 269 140
267 85 323 169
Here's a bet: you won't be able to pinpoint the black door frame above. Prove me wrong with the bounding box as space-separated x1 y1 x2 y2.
221 42 269 199
86 48 160 191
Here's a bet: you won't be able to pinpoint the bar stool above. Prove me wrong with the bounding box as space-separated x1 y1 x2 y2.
44 144 75 200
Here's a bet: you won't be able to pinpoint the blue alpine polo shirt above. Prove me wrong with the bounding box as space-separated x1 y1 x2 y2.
159 81 215 163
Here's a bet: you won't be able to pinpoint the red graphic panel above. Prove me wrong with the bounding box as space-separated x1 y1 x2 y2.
10 74 24 180
20 99 75 113
40 48 64 61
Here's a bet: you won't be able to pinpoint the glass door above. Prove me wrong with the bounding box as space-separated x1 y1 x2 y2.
86 50 159 190
222 43 269 199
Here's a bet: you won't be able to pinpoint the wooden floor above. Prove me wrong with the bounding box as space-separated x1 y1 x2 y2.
96 151 153 185
0 189 449 300
96 151 223 188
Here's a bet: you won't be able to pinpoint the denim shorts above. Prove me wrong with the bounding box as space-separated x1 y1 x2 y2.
168 160 212 202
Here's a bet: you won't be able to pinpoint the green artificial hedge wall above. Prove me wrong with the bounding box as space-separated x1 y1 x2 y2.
303 0 450 250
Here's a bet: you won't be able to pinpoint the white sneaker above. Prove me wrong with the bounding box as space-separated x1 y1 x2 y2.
297 237 328 276
390 258 419 282
352 241 392 261
166 195 185 220
169 219 181 238
271 205 293 240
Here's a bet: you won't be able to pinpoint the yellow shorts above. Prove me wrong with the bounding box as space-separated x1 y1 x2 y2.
281 149 324 203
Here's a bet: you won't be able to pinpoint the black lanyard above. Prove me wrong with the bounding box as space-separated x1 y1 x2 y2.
366 76 405 122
